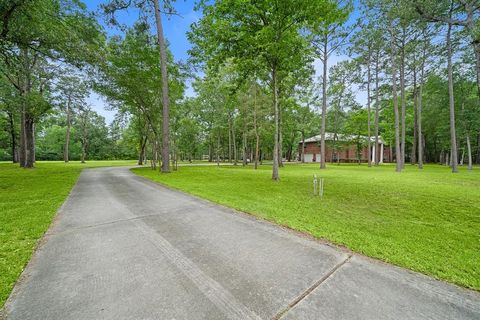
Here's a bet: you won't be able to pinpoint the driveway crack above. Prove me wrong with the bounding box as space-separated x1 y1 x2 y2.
271 254 353 320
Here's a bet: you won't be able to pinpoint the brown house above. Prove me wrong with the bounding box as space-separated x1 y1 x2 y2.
298 133 392 163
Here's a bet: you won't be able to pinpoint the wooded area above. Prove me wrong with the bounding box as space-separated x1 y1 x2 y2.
1 0 479 179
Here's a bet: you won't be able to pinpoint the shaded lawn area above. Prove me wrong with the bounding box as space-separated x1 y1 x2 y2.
0 160 136 307
133 163 480 291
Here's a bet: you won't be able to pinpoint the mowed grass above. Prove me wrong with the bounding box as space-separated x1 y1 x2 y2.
0 160 136 307
133 163 480 291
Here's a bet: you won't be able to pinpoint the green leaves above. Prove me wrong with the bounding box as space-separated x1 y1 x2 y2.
189 0 338 76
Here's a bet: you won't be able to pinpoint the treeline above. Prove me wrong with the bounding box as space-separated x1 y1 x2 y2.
1 0 479 178
0 0 104 165
185 0 480 179
0 0 174 167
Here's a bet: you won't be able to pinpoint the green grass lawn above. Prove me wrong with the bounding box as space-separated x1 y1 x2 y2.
0 160 136 307
133 163 480 291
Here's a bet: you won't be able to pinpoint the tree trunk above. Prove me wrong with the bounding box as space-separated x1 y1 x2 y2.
153 0 170 173
254 134 259 169
242 130 247 166
64 96 71 163
412 68 417 165
474 40 480 100
320 39 328 169
367 50 372 167
232 119 237 165
24 115 34 168
477 132 480 164
272 64 280 180
138 136 147 165
390 25 402 172
80 109 89 164
466 132 472 170
278 98 283 168
216 131 220 167
374 51 380 165
447 19 458 173
19 46 33 168
400 28 406 168
253 83 259 170
418 31 426 170
81 141 86 164
228 117 232 162
7 111 17 163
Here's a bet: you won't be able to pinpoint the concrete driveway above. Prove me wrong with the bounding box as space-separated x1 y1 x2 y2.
3 167 480 319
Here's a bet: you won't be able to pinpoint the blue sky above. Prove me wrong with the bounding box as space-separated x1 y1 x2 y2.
83 0 361 124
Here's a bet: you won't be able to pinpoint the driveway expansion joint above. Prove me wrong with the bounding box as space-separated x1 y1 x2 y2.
271 254 353 320
46 214 165 236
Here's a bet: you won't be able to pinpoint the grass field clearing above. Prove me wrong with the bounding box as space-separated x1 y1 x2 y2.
133 163 480 291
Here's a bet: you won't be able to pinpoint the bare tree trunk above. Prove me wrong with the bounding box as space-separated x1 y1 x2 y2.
474 40 480 100
418 98 424 165
320 39 328 169
418 31 426 169
24 116 34 168
32 122 35 163
20 104 25 167
367 50 372 167
242 130 247 166
476 133 480 164
19 47 32 168
138 136 147 165
278 107 283 167
390 25 402 172
152 140 158 170
232 119 237 165
80 108 89 164
466 133 473 170
412 68 417 165
400 28 406 168
374 52 380 165
253 83 259 170
7 111 17 163
272 64 280 180
228 117 232 162
81 140 86 164
216 131 220 167
447 17 458 173
64 96 71 163
153 0 170 173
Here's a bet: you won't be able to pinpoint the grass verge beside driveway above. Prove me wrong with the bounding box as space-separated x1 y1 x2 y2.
0 160 135 307
132 163 480 291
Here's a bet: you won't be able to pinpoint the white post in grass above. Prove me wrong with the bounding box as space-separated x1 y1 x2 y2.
313 174 318 195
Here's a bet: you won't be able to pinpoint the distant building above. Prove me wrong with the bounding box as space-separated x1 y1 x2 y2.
298 133 391 163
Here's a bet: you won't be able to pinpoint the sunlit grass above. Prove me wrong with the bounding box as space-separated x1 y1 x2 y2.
133 163 480 291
